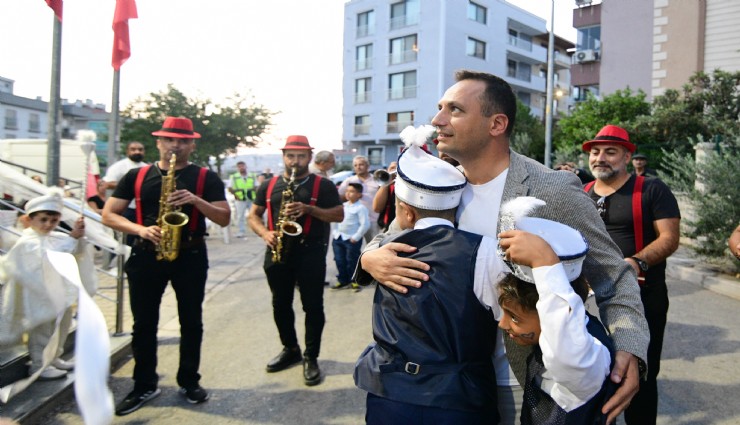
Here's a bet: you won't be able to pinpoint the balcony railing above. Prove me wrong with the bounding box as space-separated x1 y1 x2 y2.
387 86 417 100
354 91 372 104
354 124 370 136
507 68 531 82
356 24 373 38
390 14 419 30
355 58 372 71
386 121 414 134
508 35 532 52
388 49 417 65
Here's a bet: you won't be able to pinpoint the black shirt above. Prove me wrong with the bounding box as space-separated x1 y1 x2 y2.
254 174 341 242
587 175 680 283
112 163 226 239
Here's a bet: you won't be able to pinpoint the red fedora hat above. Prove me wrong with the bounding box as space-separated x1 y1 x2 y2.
582 125 635 153
281 135 313 150
152 116 201 139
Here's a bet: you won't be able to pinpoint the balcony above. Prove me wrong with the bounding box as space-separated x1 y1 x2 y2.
355 58 372 71
508 35 532 52
390 14 419 31
354 124 370 136
356 25 373 38
386 121 414 134
388 49 417 65
387 86 417 100
354 91 372 104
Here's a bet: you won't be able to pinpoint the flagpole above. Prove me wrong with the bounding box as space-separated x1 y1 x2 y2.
47 15 62 188
108 70 120 166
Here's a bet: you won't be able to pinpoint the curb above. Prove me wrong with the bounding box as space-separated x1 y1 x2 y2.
668 257 740 301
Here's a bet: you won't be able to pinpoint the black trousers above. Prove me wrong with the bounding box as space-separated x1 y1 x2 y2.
624 280 669 425
125 243 209 391
264 238 327 359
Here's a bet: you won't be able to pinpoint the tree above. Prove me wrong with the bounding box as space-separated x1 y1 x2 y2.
511 99 545 162
660 133 740 259
555 88 651 160
635 70 740 155
120 85 276 173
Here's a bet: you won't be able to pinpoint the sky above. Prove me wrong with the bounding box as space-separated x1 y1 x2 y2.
1 0 577 152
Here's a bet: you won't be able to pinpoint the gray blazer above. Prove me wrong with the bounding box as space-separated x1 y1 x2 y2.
501 151 648 385
357 150 649 385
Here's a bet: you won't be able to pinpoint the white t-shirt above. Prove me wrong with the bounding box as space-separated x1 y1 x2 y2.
103 157 146 208
456 169 518 386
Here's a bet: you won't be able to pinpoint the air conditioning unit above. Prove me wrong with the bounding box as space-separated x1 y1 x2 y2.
575 49 599 64
575 0 592 6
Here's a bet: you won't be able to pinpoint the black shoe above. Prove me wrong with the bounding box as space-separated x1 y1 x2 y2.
303 357 321 386
115 388 161 416
266 346 302 373
179 384 210 404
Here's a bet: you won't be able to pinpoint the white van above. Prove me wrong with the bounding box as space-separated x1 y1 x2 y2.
0 138 100 197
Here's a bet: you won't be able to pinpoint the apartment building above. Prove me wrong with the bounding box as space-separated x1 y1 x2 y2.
342 0 569 167
572 0 740 102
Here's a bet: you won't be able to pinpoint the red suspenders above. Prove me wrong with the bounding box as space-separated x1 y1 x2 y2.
266 174 323 235
585 175 646 283
134 165 208 234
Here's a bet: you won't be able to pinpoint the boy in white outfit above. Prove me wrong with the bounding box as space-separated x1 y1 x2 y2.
0 189 96 380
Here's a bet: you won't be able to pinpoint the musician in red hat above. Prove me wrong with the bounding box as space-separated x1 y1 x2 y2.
248 135 343 386
103 116 231 415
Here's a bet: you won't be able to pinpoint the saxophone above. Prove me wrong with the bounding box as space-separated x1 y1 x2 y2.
271 167 303 263
156 153 190 261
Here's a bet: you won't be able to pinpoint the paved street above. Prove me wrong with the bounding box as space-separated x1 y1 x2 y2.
36 233 740 425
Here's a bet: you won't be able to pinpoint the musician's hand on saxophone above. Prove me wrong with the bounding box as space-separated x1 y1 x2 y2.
260 230 278 249
167 188 197 207
284 201 308 219
138 225 163 245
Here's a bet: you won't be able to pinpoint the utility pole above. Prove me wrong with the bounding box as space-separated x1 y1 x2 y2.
544 0 555 168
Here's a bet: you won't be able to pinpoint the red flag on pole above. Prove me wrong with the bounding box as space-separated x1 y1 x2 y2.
111 0 138 70
45 0 63 21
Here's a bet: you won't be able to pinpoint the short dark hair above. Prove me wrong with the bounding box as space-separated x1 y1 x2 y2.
347 182 363 193
498 273 590 312
455 70 517 137
237 161 246 166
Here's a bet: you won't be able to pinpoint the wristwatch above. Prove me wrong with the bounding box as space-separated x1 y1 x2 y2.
630 256 649 272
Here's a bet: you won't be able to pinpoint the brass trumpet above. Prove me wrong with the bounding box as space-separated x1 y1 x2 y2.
373 169 392 186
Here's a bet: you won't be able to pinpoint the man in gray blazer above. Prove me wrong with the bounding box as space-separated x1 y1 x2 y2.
356 70 649 424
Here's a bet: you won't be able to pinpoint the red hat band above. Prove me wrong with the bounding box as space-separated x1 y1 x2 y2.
281 135 313 150
152 116 201 139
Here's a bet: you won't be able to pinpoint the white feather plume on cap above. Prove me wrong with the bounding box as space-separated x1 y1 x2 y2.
400 125 436 148
498 196 588 283
394 125 465 211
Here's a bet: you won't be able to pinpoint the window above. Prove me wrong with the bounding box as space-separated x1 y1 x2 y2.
354 115 370 136
466 37 486 59
367 147 384 167
355 78 372 104
468 1 487 24
508 28 532 51
357 10 375 38
507 59 531 82
389 34 417 65
356 44 373 71
517 92 531 106
577 26 601 51
4 109 17 129
386 111 414 133
390 0 419 30
29 113 40 133
388 71 417 100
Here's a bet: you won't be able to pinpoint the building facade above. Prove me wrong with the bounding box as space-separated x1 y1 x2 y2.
571 0 740 102
342 0 569 167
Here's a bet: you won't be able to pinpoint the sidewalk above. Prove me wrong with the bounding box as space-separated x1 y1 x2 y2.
667 244 740 301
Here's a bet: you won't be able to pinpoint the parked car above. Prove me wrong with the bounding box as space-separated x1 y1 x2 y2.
329 170 354 186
